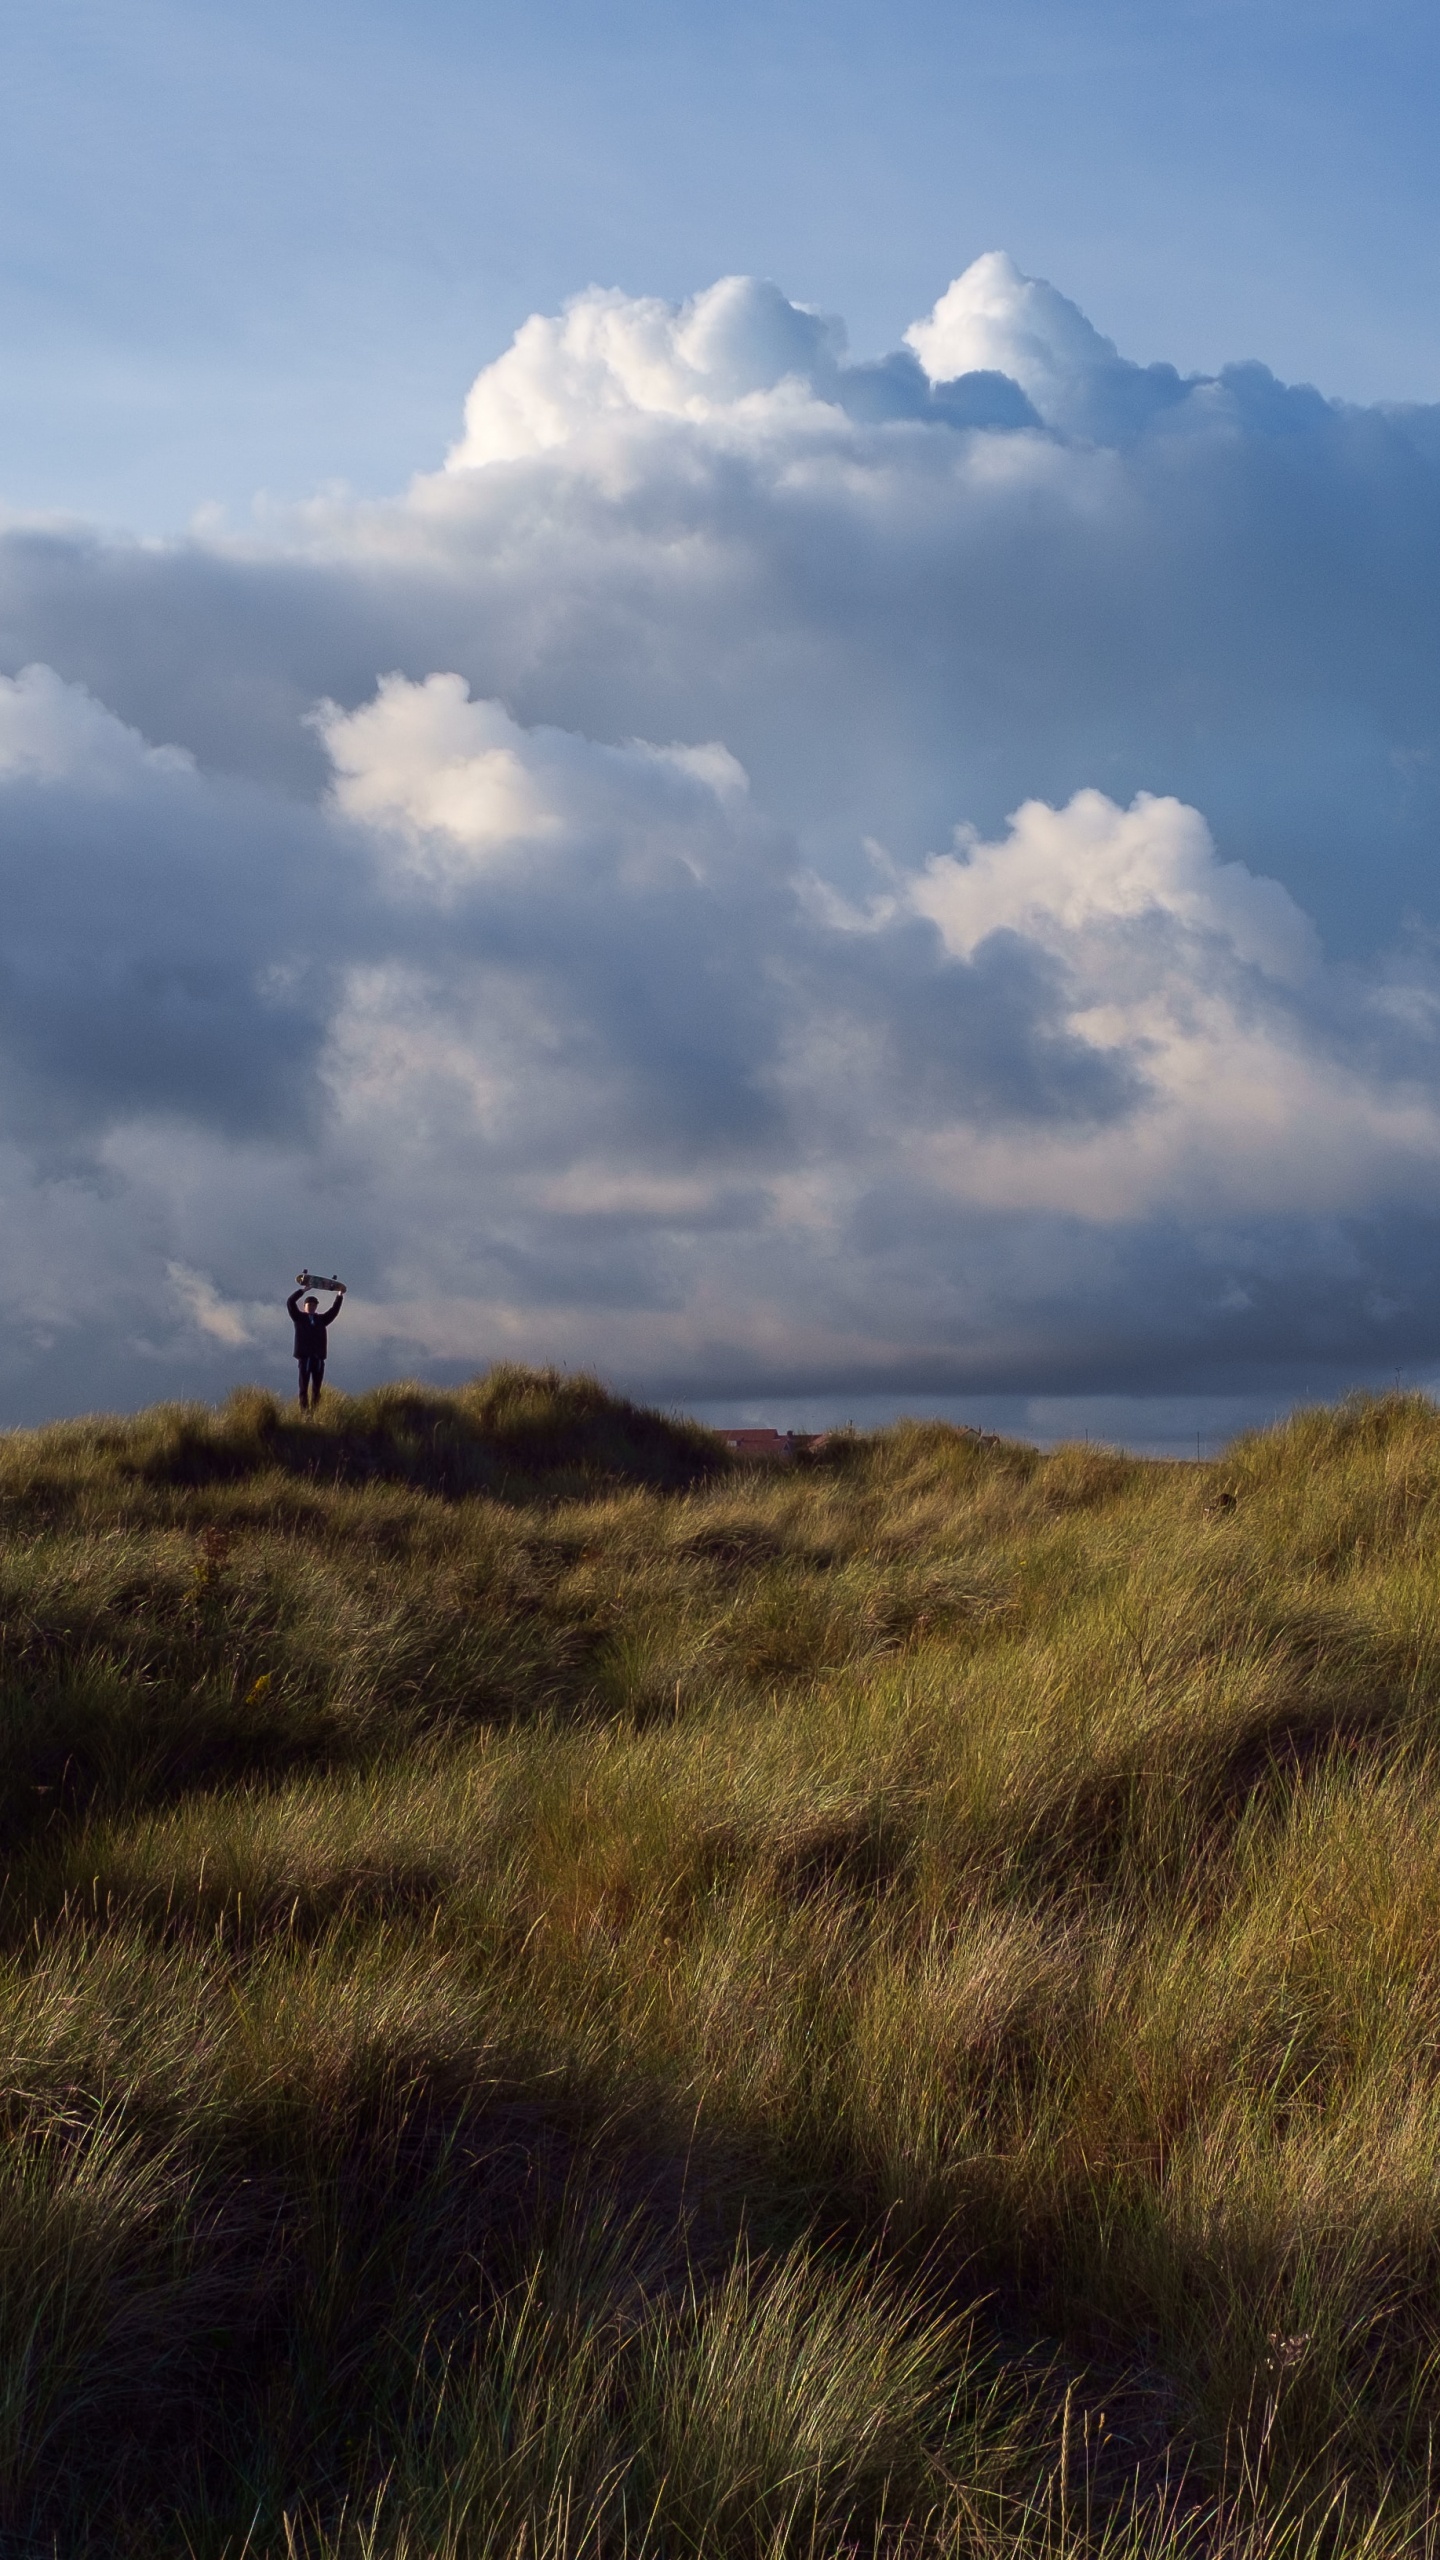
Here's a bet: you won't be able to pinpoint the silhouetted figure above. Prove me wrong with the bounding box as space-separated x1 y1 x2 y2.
287 1282 345 1410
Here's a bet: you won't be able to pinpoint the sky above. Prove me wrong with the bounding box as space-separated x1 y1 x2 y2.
2 0 1440 1450
7 0 1440 528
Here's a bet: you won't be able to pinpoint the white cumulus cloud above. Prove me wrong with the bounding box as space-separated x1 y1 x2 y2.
319 675 562 877
448 275 848 466
904 249 1117 430
0 662 193 789
912 790 1320 984
0 255 1439 1429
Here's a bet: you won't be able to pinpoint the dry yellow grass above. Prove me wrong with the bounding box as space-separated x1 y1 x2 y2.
2 1373 1440 2553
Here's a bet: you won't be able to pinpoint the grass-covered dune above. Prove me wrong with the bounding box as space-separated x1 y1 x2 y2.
5 1367 1440 2556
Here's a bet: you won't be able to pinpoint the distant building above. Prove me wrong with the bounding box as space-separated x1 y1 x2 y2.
715 1427 824 1463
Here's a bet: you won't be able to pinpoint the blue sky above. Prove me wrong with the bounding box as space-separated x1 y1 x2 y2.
5 0 1440 526
3 0 1440 1451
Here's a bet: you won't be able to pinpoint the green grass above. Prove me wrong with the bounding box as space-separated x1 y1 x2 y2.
5 1367 1440 2553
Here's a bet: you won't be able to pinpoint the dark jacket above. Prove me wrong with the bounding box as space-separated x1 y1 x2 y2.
287 1290 343 1359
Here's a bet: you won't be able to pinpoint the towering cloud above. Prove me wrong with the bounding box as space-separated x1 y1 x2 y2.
2 254 1440 1432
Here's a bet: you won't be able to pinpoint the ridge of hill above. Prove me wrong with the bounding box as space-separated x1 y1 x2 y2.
0 1370 1438 2556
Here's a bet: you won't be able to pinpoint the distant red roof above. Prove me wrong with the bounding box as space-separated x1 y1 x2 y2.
716 1427 825 1461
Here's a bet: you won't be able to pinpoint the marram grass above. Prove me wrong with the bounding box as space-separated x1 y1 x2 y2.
2 1371 1440 2551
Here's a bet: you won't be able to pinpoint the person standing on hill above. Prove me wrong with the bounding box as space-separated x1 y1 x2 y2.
287 1280 345 1411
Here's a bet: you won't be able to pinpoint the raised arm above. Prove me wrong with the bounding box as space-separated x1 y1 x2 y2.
322 1289 346 1327
286 1288 304 1319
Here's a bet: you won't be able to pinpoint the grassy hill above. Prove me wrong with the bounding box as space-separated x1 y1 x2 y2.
3 1368 1440 2556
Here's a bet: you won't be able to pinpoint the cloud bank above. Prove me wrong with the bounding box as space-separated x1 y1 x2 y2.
4 251 1440 1434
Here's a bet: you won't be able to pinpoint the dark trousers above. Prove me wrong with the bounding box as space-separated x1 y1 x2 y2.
297 1354 326 1410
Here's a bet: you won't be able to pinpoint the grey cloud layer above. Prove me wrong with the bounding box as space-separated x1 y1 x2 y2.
3 253 1440 1421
